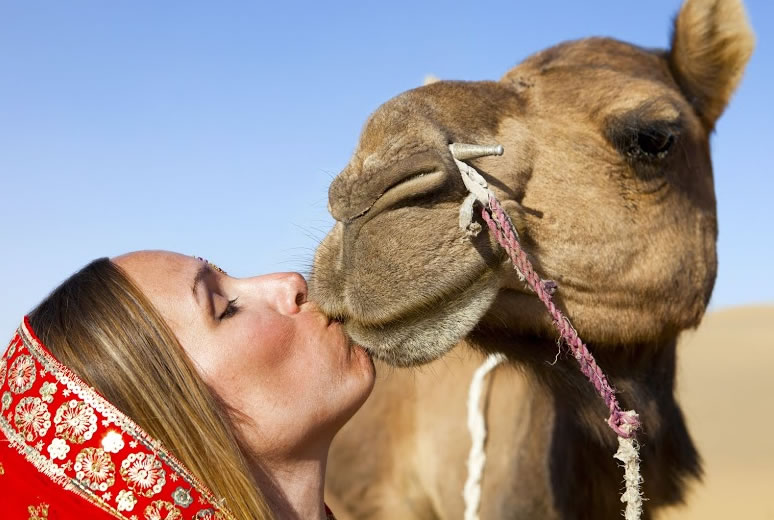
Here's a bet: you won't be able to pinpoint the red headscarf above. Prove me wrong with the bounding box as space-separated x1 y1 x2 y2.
0 318 233 519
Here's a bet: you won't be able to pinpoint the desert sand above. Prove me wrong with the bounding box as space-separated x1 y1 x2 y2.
658 305 774 519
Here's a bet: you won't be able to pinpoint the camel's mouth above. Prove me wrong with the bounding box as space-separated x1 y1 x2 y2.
309 198 509 367
317 266 501 367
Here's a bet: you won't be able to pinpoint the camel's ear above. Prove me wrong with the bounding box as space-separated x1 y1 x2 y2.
669 0 754 129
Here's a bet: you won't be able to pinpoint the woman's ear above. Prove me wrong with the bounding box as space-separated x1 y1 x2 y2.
669 0 755 130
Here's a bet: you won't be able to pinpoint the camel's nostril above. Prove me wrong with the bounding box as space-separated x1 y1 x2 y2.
296 292 307 306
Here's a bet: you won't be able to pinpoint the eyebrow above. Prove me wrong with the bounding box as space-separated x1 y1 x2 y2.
191 263 212 300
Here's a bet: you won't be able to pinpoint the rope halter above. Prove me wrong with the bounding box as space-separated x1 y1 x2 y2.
450 142 643 520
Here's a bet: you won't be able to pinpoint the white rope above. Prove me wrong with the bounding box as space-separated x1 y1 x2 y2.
614 411 643 520
463 352 507 520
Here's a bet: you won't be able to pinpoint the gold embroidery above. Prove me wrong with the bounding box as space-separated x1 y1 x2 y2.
39 381 57 403
144 500 182 520
6 339 17 358
172 486 193 508
19 325 227 512
47 437 70 460
0 357 7 387
54 399 97 443
74 447 116 491
27 503 49 520
121 452 166 497
0 412 123 519
116 489 138 512
3 323 238 520
0 461 4 474
8 354 36 394
14 396 51 441
0 414 69 486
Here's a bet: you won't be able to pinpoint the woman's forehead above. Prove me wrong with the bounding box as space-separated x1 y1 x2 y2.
112 250 200 304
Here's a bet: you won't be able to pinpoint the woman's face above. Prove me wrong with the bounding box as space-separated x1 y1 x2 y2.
113 250 374 460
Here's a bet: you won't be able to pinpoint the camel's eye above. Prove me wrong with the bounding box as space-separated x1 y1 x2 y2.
607 118 680 163
628 127 676 159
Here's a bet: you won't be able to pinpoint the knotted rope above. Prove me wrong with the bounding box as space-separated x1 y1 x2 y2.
452 143 643 520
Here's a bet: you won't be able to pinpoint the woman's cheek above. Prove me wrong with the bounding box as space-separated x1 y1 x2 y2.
236 314 296 370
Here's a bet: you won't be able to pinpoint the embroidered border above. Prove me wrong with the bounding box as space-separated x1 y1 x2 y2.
0 320 237 520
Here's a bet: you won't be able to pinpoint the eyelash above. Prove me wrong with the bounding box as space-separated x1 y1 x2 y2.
219 298 240 321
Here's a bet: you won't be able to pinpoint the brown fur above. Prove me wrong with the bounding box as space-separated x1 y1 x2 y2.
670 0 755 129
310 0 754 518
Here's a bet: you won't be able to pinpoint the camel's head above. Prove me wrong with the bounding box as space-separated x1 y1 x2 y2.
310 0 754 366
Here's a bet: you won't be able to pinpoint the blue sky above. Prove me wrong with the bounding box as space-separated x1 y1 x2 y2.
1 1 771 336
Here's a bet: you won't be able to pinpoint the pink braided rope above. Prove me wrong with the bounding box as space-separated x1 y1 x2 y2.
481 195 640 439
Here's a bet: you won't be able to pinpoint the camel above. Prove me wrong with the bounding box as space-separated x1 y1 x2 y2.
309 0 754 518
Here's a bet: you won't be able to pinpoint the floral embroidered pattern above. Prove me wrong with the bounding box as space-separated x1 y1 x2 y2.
121 452 166 498
6 339 17 358
74 447 115 491
1 321 236 520
144 500 182 520
27 503 49 520
14 397 51 442
46 437 70 460
117 489 138 512
8 354 36 394
54 399 97 443
39 382 57 403
172 487 193 508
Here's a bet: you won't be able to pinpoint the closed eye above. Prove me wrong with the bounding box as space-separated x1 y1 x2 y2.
219 298 240 320
606 118 681 162
604 97 682 159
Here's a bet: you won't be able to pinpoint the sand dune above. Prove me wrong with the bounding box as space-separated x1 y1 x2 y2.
657 305 774 519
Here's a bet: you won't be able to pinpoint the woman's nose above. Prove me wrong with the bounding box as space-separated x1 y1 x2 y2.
265 272 308 315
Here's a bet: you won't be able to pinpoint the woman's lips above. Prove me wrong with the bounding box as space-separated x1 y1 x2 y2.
327 318 370 355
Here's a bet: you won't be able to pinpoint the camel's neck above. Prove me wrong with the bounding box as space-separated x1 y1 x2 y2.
472 332 701 518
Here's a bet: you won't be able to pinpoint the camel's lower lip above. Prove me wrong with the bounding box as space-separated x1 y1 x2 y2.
330 269 500 366
332 263 494 330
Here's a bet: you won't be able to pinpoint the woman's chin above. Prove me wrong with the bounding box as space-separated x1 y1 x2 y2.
350 338 375 370
318 319 376 426
343 344 376 422
329 320 374 375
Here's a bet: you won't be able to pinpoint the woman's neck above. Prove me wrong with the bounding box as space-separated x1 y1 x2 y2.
250 450 329 520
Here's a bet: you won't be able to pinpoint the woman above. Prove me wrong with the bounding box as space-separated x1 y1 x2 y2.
0 251 375 519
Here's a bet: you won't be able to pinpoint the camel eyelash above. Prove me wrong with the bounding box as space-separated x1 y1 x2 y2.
606 117 683 162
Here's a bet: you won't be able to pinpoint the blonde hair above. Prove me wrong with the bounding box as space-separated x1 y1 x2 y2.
28 258 274 519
